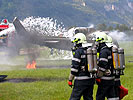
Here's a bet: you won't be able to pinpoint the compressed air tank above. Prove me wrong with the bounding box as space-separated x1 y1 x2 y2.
92 48 97 69
118 48 125 69
87 48 94 72
112 47 119 69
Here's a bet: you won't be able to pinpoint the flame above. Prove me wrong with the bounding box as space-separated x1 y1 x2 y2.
26 60 36 69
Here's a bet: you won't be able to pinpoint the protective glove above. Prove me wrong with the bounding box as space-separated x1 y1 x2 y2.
68 80 73 88
96 78 101 85
96 78 101 83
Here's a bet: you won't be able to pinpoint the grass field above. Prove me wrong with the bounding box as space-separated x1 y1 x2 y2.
0 63 132 100
0 43 132 100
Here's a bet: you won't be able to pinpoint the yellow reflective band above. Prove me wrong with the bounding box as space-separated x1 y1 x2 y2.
118 54 120 68
97 53 99 59
88 64 89 71
112 53 116 68
72 52 75 55
97 53 99 57
72 38 79 43
0 36 7 39
96 38 102 42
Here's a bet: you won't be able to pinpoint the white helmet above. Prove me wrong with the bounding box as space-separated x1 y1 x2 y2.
72 33 87 44
106 35 113 43
106 35 118 48
95 31 108 43
106 35 113 47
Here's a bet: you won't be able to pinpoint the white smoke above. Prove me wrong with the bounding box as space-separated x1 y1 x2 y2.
108 30 128 41
88 24 94 28
108 30 133 56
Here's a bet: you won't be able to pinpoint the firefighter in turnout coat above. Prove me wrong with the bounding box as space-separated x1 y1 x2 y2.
106 35 128 100
95 32 118 100
106 35 121 100
68 33 95 100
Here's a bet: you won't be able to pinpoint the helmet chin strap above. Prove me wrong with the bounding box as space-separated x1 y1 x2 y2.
76 43 82 47
72 43 82 51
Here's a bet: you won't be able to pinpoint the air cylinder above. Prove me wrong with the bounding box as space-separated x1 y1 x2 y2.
92 48 97 70
112 47 119 69
87 48 94 72
118 48 125 69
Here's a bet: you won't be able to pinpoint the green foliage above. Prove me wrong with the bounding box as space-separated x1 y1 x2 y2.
96 23 107 31
116 24 130 31
96 23 131 31
107 26 113 31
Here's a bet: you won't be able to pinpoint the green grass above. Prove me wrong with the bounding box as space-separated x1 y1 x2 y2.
0 69 71 100
119 41 133 56
0 58 132 100
0 43 132 100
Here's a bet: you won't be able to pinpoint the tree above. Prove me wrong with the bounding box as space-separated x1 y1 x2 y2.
119 24 130 31
107 26 114 31
115 24 120 30
96 23 107 31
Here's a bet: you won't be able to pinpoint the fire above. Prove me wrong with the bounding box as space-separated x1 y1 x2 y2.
26 60 36 69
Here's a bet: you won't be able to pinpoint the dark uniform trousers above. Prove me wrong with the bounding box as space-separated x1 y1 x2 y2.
114 85 120 100
96 83 116 100
70 79 94 100
114 76 121 100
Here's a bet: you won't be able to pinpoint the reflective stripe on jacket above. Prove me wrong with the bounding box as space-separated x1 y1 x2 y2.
98 43 114 84
71 47 94 81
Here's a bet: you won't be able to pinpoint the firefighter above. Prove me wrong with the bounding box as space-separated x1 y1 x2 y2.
95 32 118 100
106 35 128 100
68 33 95 100
106 35 120 100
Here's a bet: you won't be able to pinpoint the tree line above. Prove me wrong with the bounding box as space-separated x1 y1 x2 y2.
96 23 132 32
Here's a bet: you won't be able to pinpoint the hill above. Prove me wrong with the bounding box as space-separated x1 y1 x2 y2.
0 0 133 27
